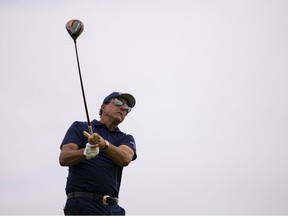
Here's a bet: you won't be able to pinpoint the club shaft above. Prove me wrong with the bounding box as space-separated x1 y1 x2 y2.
73 40 93 134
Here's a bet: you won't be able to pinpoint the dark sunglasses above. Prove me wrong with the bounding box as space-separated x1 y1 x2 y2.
112 98 132 113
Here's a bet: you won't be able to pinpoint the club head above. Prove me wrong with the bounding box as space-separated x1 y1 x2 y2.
66 19 84 40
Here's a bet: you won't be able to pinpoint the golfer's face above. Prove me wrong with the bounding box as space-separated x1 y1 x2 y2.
105 98 129 122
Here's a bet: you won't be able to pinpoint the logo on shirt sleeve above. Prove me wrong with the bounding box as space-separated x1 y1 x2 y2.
130 141 136 149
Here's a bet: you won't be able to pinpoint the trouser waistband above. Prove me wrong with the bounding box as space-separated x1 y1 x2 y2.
67 192 119 205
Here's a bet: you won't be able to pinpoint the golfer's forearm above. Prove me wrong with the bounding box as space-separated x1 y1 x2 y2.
105 145 134 167
59 149 86 166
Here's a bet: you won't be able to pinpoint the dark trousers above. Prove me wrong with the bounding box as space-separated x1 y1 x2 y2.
64 197 126 215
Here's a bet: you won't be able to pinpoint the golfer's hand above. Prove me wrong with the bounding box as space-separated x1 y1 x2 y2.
83 131 100 159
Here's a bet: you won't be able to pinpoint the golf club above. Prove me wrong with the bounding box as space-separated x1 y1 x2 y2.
66 19 93 135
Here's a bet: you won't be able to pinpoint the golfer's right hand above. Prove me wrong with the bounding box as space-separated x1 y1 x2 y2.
83 131 100 159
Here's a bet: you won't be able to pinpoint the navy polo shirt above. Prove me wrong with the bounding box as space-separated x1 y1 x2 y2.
61 119 137 197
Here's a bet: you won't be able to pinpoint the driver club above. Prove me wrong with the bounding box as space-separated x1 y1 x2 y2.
65 19 93 135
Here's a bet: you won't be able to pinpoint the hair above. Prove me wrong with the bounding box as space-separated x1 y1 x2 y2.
99 102 109 116
99 108 102 117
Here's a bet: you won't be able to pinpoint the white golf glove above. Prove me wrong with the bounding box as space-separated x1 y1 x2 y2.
83 143 99 159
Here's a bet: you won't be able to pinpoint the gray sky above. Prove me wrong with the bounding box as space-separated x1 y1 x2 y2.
1 0 288 215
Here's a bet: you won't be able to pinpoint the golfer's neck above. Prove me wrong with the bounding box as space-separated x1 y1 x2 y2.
100 118 120 131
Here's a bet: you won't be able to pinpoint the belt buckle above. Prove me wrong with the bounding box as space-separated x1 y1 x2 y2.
103 195 110 205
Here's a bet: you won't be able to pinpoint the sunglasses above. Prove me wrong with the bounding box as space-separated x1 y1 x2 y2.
112 98 132 113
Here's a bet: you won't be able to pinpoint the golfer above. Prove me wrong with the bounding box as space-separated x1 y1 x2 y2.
59 92 137 215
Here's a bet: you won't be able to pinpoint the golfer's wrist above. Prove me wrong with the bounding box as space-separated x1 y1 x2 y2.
103 140 110 150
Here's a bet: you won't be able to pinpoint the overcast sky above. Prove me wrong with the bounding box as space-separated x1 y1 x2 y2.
1 0 288 215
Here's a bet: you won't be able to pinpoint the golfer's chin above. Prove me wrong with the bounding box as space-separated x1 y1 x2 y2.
113 113 124 123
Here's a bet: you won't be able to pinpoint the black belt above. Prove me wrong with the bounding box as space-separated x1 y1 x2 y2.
67 192 119 205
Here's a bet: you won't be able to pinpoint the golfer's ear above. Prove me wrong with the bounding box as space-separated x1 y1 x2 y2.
100 104 106 115
101 104 106 110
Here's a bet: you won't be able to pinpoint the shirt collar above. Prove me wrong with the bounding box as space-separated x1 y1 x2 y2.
91 119 121 132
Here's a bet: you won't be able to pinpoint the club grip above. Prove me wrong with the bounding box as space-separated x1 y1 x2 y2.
88 125 93 135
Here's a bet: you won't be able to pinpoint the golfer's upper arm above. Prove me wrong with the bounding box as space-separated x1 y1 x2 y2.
59 143 84 166
61 143 79 151
119 144 135 161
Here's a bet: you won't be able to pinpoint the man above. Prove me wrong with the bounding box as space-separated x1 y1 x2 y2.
59 92 137 215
